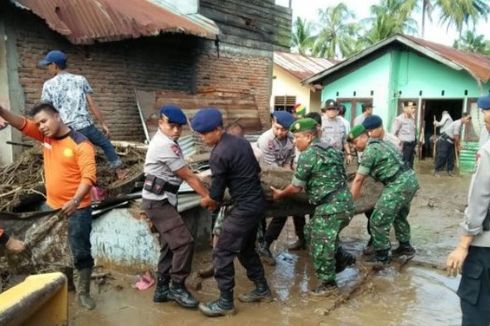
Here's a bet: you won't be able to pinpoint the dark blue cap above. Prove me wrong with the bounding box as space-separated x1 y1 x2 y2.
39 50 67 66
362 115 383 130
191 108 223 133
160 105 187 125
272 111 295 129
477 95 490 110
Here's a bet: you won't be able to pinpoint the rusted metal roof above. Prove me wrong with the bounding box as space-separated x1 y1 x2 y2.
305 34 490 85
274 51 336 81
11 0 219 44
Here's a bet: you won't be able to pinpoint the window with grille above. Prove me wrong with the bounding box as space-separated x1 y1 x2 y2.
274 95 296 112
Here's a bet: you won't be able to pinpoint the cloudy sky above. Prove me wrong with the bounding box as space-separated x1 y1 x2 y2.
275 0 490 46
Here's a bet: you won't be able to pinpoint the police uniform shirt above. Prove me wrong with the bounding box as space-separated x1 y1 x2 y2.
384 132 402 152
353 114 367 127
392 113 416 142
340 116 351 134
480 128 490 148
444 119 463 139
321 116 347 150
256 129 295 167
460 140 490 247
142 129 186 205
210 133 266 215
436 113 453 134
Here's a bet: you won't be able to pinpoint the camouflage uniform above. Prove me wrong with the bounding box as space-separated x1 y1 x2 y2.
292 140 354 282
358 139 420 251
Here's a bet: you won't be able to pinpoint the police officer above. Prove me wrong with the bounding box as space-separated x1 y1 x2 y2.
349 125 419 266
358 115 402 255
353 103 373 126
256 111 306 265
192 108 271 317
321 99 353 164
447 95 490 326
271 118 355 296
142 105 210 309
434 113 472 176
392 101 417 168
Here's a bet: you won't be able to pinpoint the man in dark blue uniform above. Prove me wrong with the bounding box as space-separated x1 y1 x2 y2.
191 108 272 317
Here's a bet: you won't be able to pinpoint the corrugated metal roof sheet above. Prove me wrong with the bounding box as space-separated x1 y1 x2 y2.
12 0 219 44
404 35 490 83
304 34 490 85
274 51 337 81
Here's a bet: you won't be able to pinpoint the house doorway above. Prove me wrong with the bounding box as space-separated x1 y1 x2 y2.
422 99 463 159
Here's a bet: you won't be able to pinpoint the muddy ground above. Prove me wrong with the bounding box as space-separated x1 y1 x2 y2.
69 160 469 325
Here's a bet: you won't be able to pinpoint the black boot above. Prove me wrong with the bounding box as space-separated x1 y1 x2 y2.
288 238 306 251
257 241 276 266
310 281 338 297
335 247 356 273
199 291 236 317
153 275 170 303
364 249 391 268
392 242 416 258
168 281 199 309
238 279 273 303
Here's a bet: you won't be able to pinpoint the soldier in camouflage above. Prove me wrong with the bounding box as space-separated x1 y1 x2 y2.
349 125 419 266
271 118 355 296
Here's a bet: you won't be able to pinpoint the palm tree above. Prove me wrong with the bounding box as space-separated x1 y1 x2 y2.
363 0 418 45
291 17 316 55
421 0 489 38
453 30 489 54
312 3 361 59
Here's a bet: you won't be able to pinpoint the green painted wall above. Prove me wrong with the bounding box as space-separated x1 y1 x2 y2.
321 48 490 131
322 53 391 124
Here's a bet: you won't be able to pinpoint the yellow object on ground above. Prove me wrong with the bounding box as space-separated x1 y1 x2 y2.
0 272 68 326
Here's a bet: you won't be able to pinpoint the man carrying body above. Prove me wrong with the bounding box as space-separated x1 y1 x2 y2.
0 102 97 309
349 125 419 266
321 99 352 164
39 50 127 179
360 115 402 255
392 102 417 168
142 105 210 309
192 108 271 317
256 111 306 265
447 94 490 326
434 113 471 177
353 103 373 126
271 118 355 296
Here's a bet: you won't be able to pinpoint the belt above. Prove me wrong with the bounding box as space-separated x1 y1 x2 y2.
440 133 454 143
383 166 410 185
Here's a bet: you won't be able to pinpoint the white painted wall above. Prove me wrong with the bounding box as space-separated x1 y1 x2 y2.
271 65 319 112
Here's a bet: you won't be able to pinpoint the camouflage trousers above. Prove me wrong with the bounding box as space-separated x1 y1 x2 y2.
304 211 351 282
370 171 419 251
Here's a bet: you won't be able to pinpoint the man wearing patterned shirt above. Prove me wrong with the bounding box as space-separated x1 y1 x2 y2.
39 50 127 178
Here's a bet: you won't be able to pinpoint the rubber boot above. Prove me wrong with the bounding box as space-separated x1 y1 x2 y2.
288 238 306 251
257 241 276 266
335 246 356 273
168 281 198 309
199 291 236 317
153 274 170 303
364 249 391 268
310 281 338 297
392 242 416 259
238 279 273 303
76 268 96 310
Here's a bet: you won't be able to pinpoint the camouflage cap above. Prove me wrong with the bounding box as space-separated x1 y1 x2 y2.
348 124 367 141
289 118 318 133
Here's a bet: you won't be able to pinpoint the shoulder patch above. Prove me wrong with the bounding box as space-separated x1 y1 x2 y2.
171 144 182 157
267 139 275 150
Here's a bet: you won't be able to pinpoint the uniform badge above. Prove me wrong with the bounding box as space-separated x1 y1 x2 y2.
171 144 182 157
268 139 275 150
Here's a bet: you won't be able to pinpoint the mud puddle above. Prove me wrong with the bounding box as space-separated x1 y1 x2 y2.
70 249 461 326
